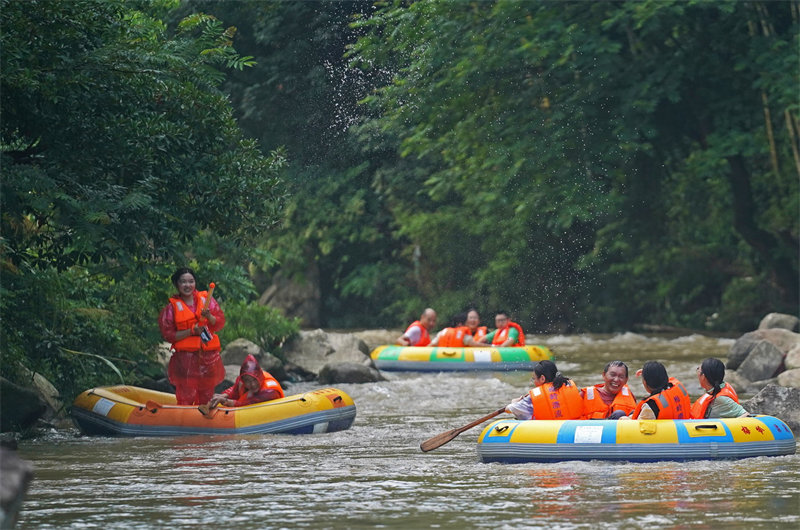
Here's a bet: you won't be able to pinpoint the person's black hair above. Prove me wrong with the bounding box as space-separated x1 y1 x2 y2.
495 310 509 317
451 312 467 327
534 359 571 390
171 267 196 288
641 361 669 395
604 360 629 378
700 357 725 397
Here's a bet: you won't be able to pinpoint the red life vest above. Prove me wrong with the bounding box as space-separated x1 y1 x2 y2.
632 377 691 419
581 384 637 419
491 321 526 346
691 383 740 419
169 290 221 352
438 326 472 347
472 326 488 342
529 381 584 420
404 320 431 346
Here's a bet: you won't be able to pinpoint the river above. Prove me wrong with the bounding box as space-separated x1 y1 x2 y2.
15 332 800 528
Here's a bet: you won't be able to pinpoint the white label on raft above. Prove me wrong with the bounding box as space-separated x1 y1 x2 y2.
473 350 492 363
92 397 115 416
313 422 329 434
573 425 604 444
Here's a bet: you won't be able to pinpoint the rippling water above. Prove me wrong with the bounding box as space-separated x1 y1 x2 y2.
16 333 800 528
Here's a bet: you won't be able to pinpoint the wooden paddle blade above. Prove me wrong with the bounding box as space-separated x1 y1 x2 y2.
420 428 462 452
419 407 507 452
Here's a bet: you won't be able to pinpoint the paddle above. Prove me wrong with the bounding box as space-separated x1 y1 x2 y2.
419 406 507 452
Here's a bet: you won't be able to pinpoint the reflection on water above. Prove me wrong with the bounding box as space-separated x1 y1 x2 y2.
16 333 800 528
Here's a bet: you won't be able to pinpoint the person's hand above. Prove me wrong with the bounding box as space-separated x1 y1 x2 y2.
201 308 211 319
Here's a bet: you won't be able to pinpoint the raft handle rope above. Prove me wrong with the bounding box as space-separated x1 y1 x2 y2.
441 350 458 356
86 389 312 413
694 424 720 430
494 425 509 433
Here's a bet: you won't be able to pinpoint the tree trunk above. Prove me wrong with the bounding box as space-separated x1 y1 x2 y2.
726 155 799 304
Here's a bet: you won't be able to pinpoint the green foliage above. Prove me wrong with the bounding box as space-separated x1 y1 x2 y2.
216 301 300 358
0 0 287 402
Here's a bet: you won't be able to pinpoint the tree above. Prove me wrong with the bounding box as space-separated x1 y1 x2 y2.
0 0 287 396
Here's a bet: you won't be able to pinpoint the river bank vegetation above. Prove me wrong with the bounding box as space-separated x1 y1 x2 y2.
1 0 797 400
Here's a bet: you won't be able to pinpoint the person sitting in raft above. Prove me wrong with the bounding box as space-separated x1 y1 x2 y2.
581 360 637 420
208 354 284 408
691 357 748 419
428 312 480 347
475 310 525 347
505 360 584 420
158 267 225 406
621 361 691 420
465 308 487 343
396 308 437 346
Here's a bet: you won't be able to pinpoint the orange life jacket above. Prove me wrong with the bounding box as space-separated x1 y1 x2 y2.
529 381 584 420
472 326 488 342
632 377 691 419
491 321 526 346
438 326 472 347
581 384 637 419
404 320 431 346
690 383 739 419
169 290 221 352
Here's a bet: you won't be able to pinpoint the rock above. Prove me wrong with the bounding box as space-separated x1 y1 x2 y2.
259 264 321 328
785 344 800 370
0 378 46 432
352 329 400 352
221 338 289 382
281 329 376 376
137 377 175 394
723 370 751 394
31 372 64 420
741 384 800 433
220 338 263 366
317 362 385 384
153 342 173 369
777 368 800 389
736 340 785 382
0 447 33 529
758 312 800 332
727 329 800 370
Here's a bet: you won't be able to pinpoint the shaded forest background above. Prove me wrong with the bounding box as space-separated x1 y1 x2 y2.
1 0 798 399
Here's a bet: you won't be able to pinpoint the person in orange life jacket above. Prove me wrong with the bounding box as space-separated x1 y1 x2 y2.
476 310 525 347
622 361 691 420
505 360 584 420
464 309 488 342
581 361 637 420
207 354 284 408
691 357 748 419
396 308 437 346
158 267 225 406
429 312 480 347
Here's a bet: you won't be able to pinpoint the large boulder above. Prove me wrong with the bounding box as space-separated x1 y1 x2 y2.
735 340 785 382
726 328 800 370
259 265 321 328
318 362 385 384
741 384 800 433
758 312 800 332
785 344 800 370
220 338 288 382
0 447 33 528
352 329 400 353
777 368 800 389
281 329 376 376
0 378 46 432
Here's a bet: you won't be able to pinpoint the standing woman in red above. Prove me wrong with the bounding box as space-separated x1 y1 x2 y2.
158 267 226 405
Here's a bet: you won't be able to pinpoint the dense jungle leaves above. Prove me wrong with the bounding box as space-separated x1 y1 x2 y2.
1 0 798 404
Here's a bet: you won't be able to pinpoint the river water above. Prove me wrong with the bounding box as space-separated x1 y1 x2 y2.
15 333 800 528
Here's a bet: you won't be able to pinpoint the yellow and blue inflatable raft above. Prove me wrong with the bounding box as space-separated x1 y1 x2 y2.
370 345 554 372
71 385 357 437
477 416 796 462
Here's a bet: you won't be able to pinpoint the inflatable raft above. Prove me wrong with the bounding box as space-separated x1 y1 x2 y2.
370 345 554 372
71 385 356 436
477 416 796 462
